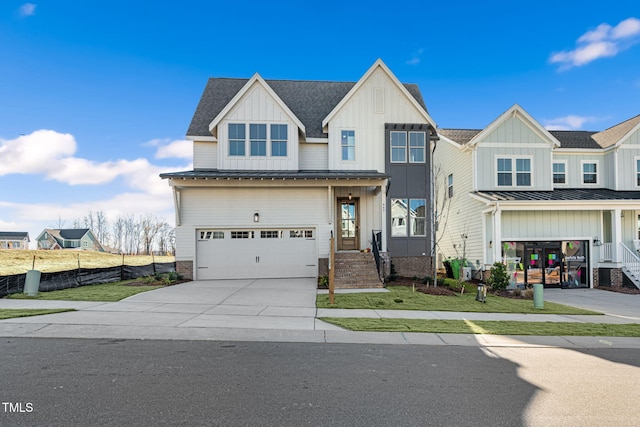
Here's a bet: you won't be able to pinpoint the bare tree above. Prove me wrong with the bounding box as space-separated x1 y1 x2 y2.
431 162 454 286
95 211 109 245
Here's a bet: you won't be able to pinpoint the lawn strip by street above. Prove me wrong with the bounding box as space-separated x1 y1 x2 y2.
320 317 640 337
0 308 76 320
6 280 164 302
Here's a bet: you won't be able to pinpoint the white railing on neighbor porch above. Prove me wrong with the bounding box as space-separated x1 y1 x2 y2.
619 243 640 281
599 243 613 262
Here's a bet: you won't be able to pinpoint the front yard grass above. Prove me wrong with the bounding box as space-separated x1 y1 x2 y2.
0 308 75 320
7 280 164 302
319 318 640 337
317 285 601 315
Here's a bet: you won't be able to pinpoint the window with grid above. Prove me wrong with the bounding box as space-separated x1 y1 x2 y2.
250 124 267 156
271 124 287 157
582 162 597 184
553 162 566 184
497 158 512 186
229 124 245 156
341 130 355 161
409 132 425 163
516 158 531 186
390 131 407 162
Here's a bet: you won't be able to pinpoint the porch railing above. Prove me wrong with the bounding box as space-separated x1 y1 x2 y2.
371 230 384 283
619 243 640 283
600 243 613 262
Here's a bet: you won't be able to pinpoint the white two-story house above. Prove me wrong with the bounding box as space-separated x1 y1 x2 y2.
161 60 438 286
435 104 640 289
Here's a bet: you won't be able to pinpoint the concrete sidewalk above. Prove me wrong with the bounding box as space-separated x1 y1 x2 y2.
0 282 639 348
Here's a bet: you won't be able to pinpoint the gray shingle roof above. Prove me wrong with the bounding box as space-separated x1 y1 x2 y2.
439 116 640 150
187 78 428 139
0 231 29 240
160 169 389 180
474 189 640 202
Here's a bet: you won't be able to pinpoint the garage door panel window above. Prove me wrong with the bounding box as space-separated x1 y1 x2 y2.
231 231 255 239
199 231 224 240
290 230 314 238
261 230 282 239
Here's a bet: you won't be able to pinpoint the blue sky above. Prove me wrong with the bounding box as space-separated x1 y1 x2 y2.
1 1 639 246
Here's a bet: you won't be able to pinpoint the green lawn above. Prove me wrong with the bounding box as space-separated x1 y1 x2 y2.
320 317 640 337
317 286 601 315
7 281 164 302
0 308 76 320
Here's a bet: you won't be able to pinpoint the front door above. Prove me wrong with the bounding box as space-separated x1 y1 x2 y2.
337 198 359 250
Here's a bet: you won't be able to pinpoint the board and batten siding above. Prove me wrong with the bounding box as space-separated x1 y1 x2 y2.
475 146 552 190
174 187 331 263
552 153 608 188
615 146 640 190
501 210 600 240
193 141 217 169
217 82 299 171
299 143 328 170
333 186 383 250
482 115 548 145
327 67 428 172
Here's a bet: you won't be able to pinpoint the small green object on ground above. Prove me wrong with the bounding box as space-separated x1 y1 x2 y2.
0 308 75 320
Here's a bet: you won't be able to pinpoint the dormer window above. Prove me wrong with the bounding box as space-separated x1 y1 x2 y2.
497 156 532 187
341 130 355 161
228 123 289 158
250 124 267 156
229 124 246 156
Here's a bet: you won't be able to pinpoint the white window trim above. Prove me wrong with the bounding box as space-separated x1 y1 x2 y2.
635 156 640 188
227 122 290 159
228 123 247 157
390 131 407 163
495 155 534 188
408 131 426 164
249 123 267 157
581 160 599 186
552 160 568 187
270 123 289 158
447 173 454 198
340 129 356 162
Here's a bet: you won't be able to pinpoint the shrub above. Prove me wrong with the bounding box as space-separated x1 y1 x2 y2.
486 262 510 291
318 275 329 289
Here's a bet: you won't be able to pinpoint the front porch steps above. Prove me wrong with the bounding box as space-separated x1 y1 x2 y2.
333 252 383 289
621 267 640 290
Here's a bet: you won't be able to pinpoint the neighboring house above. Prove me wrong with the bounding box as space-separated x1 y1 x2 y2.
161 59 438 284
0 232 30 250
36 229 105 252
435 104 640 289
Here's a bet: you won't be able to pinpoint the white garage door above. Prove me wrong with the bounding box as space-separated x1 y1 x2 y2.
196 228 317 280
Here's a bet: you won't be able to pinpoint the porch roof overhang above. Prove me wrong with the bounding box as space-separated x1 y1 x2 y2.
160 169 389 184
470 189 640 211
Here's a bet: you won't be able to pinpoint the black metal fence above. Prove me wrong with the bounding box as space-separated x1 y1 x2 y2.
0 262 176 298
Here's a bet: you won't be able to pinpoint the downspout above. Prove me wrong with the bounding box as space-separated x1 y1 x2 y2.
430 128 440 285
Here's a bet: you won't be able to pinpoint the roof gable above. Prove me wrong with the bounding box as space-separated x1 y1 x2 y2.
468 104 560 147
321 59 436 130
208 73 305 135
592 114 640 148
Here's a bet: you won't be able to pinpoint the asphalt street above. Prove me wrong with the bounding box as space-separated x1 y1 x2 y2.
2 338 639 426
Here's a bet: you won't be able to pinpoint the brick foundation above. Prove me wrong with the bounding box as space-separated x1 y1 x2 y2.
391 256 432 278
176 260 194 280
318 258 328 277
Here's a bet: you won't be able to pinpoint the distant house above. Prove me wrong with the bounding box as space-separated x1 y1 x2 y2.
0 232 30 250
36 229 105 252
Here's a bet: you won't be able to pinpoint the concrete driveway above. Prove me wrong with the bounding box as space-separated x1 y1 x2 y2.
0 278 331 332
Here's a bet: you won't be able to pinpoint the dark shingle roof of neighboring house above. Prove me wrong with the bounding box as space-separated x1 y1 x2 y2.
187 78 428 139
474 189 640 203
439 116 640 150
0 232 29 240
55 229 91 240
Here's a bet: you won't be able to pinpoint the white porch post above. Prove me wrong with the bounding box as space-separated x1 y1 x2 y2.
613 208 623 262
493 207 502 263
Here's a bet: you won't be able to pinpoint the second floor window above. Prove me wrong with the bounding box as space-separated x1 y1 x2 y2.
271 124 287 157
229 123 246 156
447 174 454 198
582 162 598 184
390 131 407 162
636 159 640 187
553 162 566 184
409 132 425 162
497 157 531 187
250 124 267 156
341 130 355 161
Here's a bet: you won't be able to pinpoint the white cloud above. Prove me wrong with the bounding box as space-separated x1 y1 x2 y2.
543 115 595 130
550 17 640 70
153 139 192 159
19 3 36 17
406 49 424 65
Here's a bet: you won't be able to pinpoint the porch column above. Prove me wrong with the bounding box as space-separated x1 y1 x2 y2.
493 207 502 263
613 209 623 262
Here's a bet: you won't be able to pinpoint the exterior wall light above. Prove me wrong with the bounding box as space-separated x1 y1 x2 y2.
254 213 260 222
593 238 602 246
